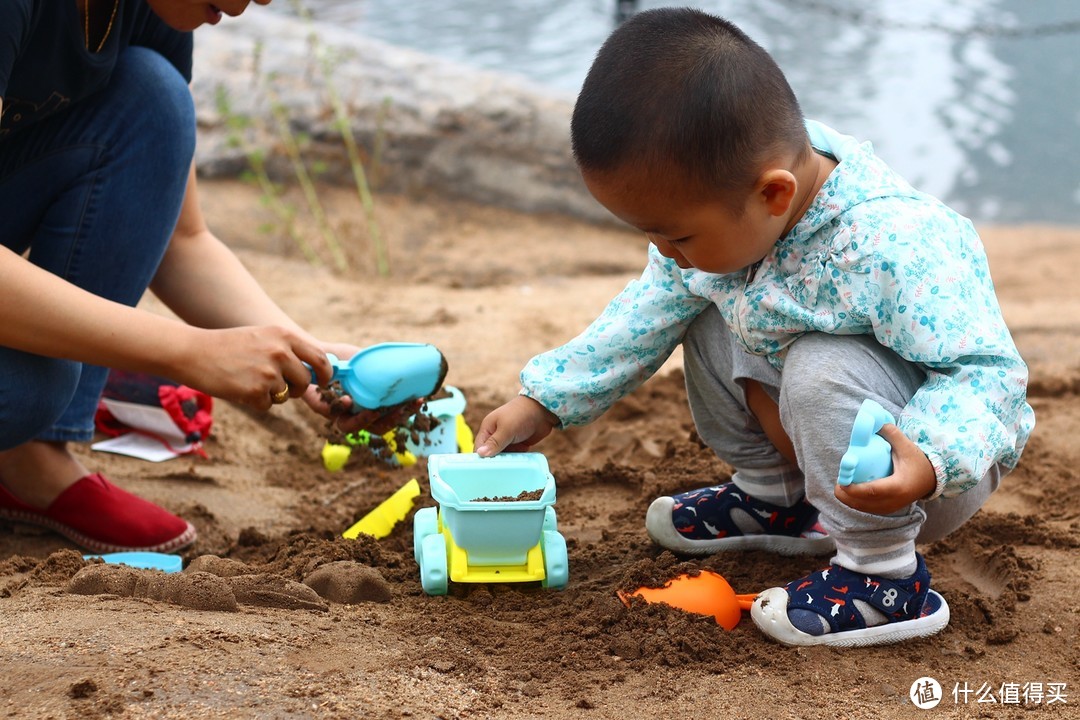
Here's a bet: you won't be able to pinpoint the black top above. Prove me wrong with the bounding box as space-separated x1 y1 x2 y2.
0 0 192 139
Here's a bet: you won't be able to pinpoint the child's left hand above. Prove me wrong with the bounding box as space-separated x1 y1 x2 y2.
834 424 937 515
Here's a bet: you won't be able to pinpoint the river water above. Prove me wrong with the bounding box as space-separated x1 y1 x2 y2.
278 0 1080 226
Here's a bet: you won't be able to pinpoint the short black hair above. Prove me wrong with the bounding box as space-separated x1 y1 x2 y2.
571 8 809 202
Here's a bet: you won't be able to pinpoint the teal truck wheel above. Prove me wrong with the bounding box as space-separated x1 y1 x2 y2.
419 533 449 595
541 530 569 589
413 506 439 564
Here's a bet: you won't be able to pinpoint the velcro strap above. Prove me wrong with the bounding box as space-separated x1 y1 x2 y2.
863 577 914 615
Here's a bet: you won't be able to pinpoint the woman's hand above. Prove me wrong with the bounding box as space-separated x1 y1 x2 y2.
299 341 424 435
474 395 560 457
834 424 938 515
169 325 332 411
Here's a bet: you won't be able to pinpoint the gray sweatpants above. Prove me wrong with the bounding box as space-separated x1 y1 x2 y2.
682 305 1001 577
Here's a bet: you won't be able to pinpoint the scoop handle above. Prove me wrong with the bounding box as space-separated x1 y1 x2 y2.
736 593 758 611
307 354 342 385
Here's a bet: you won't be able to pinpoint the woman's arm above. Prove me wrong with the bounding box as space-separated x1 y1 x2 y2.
0 159 333 408
0 242 191 373
149 163 306 331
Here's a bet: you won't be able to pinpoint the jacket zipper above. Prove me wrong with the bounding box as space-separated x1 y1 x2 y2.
733 260 763 348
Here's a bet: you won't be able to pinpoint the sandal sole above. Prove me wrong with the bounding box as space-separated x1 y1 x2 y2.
750 587 951 647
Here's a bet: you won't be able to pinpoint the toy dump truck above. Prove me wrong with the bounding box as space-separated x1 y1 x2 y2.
413 452 568 595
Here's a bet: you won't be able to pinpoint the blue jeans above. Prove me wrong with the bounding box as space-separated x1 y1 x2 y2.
0 47 195 449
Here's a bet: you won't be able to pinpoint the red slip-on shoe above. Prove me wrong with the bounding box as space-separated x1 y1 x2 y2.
0 473 196 553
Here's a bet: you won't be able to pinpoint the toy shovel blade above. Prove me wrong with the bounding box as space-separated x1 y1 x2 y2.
617 570 757 630
312 343 448 411
83 551 183 574
342 478 422 540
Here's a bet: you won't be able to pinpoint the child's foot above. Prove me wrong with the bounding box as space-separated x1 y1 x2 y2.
750 553 949 647
645 482 834 555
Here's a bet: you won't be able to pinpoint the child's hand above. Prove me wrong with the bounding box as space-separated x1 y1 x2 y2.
474 395 560 457
834 424 937 515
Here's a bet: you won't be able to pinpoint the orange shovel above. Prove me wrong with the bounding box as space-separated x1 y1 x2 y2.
617 571 758 631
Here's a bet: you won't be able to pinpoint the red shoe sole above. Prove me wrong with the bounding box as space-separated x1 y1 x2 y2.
0 507 197 554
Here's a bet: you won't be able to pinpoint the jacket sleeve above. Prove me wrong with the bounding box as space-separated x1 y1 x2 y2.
861 208 1034 497
520 246 711 426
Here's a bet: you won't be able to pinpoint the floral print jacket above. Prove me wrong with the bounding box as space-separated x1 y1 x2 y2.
519 120 1034 499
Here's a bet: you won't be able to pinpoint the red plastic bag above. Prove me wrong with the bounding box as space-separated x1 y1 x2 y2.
94 371 212 458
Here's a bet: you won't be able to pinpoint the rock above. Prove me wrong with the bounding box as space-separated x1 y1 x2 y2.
191 13 608 224
303 561 393 604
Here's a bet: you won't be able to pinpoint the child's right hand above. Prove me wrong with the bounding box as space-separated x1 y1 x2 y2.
834 424 938 515
474 395 560 457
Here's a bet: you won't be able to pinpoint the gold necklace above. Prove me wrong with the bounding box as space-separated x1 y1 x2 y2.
84 0 120 54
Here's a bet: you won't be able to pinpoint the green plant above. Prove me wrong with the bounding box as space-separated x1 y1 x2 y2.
214 83 321 266
291 0 390 276
263 78 349 272
213 5 392 275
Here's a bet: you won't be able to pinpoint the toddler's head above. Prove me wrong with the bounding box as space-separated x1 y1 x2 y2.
572 8 814 273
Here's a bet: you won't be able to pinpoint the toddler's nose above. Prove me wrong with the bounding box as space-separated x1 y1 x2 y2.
652 239 691 269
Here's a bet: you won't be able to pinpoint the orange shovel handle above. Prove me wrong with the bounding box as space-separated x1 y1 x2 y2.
735 593 758 611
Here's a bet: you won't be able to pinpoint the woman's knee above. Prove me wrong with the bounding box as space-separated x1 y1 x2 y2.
0 355 81 450
109 46 196 171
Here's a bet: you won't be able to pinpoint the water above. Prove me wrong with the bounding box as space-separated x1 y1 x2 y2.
281 0 1080 226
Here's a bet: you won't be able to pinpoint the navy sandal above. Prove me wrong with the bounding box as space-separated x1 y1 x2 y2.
751 553 950 647
646 482 834 556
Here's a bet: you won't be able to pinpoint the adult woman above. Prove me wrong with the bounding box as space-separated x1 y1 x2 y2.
0 0 384 552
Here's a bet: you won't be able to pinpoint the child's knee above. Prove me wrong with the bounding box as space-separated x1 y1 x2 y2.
780 333 849 409
781 332 919 410
683 305 726 360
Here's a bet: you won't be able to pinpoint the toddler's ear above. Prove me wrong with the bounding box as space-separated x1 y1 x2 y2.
757 169 798 217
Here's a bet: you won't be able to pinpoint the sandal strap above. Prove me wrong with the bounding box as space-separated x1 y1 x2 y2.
674 484 818 539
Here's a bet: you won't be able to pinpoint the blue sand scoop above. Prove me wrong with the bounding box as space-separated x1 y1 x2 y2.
837 399 896 486
83 552 183 573
311 342 448 411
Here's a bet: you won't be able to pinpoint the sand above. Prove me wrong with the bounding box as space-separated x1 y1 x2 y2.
0 179 1077 720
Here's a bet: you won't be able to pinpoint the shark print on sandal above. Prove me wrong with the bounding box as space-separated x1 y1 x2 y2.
646 482 834 556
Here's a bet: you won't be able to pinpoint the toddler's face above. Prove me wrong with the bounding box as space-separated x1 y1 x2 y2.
582 166 781 275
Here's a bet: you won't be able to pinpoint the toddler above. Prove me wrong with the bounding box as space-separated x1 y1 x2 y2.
474 8 1034 647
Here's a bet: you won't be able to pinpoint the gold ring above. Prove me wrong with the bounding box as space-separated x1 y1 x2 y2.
270 383 290 405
